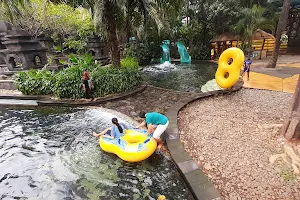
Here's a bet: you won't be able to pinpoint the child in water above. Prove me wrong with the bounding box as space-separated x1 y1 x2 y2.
92 118 128 139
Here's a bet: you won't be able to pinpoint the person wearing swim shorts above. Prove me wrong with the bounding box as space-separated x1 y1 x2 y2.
136 111 169 149
241 58 252 81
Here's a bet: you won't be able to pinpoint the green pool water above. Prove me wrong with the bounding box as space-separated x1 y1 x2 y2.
142 61 217 92
0 107 194 200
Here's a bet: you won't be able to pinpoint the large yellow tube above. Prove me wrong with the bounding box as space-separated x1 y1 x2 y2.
215 47 245 88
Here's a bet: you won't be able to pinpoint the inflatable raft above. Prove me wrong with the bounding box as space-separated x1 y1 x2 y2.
99 129 157 162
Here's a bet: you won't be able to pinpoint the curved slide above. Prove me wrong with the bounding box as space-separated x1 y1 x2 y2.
160 40 171 63
176 41 191 64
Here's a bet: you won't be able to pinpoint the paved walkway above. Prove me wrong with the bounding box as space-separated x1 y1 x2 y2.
239 55 300 93
0 99 38 106
251 55 300 67
242 66 300 93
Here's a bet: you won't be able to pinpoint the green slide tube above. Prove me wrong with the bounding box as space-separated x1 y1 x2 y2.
176 41 191 64
160 40 171 63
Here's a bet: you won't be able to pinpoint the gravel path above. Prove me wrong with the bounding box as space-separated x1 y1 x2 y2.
178 89 300 200
100 86 197 120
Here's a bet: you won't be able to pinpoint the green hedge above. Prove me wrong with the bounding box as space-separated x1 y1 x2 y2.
16 54 143 99
121 57 139 69
16 69 56 95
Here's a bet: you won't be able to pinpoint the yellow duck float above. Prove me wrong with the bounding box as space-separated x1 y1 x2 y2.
99 129 157 162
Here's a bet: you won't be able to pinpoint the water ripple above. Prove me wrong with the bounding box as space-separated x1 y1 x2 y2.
0 108 193 199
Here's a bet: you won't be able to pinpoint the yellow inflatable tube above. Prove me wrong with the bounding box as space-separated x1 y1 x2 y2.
99 129 157 162
215 47 245 88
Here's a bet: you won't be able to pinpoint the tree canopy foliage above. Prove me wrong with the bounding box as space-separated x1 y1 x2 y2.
0 0 281 62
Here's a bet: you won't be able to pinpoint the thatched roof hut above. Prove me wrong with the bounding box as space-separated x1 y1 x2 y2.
252 29 275 40
210 33 240 42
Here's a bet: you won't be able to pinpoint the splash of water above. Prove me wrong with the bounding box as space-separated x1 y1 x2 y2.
142 62 177 73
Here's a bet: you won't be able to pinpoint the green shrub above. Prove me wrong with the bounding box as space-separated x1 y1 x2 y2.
123 42 161 65
91 67 142 97
121 57 139 69
16 69 56 95
54 65 85 99
190 44 210 60
53 53 96 98
16 53 143 99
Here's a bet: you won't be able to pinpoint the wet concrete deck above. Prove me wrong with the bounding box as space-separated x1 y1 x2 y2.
0 99 38 106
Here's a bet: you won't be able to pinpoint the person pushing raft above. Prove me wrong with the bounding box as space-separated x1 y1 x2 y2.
136 111 169 149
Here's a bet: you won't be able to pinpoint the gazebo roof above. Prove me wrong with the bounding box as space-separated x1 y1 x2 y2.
252 29 275 40
210 33 240 42
210 29 275 43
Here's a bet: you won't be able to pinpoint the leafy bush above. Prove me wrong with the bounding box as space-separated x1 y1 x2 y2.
123 43 137 58
63 37 87 54
54 53 95 98
16 53 143 99
190 44 210 60
16 69 56 95
121 57 139 69
91 67 142 97
54 65 85 99
123 42 161 65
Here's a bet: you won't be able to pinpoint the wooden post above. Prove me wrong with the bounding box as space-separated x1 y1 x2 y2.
260 39 266 59
282 75 300 140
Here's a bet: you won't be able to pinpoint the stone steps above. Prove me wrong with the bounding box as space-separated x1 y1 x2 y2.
0 80 16 90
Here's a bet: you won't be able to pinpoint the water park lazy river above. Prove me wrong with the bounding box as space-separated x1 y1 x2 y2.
1 0 300 199
0 36 245 200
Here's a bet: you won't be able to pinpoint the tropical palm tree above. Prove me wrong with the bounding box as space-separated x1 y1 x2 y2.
50 0 180 66
0 0 29 22
266 0 291 68
93 0 172 66
234 4 276 50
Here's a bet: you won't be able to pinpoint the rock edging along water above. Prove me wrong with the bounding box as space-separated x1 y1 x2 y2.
165 80 243 200
36 85 147 107
0 85 146 107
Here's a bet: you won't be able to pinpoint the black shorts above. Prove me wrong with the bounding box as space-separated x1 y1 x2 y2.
244 67 250 72
82 80 90 90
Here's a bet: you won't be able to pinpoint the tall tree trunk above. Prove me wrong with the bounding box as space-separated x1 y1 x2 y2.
266 0 290 68
125 0 133 43
281 75 300 140
103 0 120 66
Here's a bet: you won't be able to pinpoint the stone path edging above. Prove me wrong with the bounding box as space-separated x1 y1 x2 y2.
0 85 146 107
36 85 147 107
0 94 48 100
165 81 243 200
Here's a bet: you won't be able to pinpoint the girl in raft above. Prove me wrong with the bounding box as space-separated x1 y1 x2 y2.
93 118 128 139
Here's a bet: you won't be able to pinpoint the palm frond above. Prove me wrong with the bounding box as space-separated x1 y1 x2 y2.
0 0 30 22
93 0 107 38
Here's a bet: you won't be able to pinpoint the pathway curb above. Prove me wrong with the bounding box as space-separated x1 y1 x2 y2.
0 85 146 107
165 81 243 200
36 85 147 107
